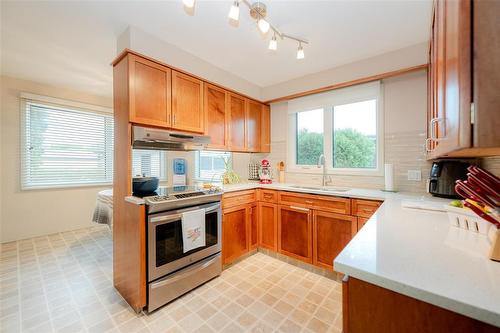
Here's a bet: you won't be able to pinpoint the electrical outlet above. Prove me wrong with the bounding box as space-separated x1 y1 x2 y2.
407 170 422 181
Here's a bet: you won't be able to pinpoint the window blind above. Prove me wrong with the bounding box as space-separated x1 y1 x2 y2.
22 99 114 189
132 150 166 179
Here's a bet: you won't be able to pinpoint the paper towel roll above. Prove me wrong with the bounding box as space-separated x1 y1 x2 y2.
384 163 395 191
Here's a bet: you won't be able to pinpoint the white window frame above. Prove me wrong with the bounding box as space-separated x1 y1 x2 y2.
132 149 167 180
195 151 231 182
20 93 114 190
286 82 384 176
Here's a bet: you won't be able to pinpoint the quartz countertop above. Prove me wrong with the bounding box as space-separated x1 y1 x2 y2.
224 182 500 327
125 181 500 326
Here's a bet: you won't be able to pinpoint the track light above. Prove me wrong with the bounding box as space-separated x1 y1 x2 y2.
183 0 195 8
228 1 240 21
268 34 277 51
297 43 305 59
257 18 270 34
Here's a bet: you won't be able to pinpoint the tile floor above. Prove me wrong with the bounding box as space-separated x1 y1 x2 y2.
1 226 342 332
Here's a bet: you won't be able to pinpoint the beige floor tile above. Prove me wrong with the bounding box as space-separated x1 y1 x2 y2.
5 226 343 333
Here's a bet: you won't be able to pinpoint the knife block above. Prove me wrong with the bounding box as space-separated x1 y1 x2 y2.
489 228 500 262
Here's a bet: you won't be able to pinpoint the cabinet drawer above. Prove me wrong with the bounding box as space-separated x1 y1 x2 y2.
222 190 256 209
351 199 382 218
258 189 278 203
278 191 350 214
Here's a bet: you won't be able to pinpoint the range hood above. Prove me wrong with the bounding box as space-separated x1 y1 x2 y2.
132 126 210 151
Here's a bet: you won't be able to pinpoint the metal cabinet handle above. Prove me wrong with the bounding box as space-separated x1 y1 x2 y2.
430 117 445 141
290 206 309 212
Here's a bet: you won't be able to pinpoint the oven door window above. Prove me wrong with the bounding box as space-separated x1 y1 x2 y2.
155 210 218 267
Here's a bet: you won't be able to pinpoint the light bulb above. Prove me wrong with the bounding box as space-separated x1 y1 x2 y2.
297 44 305 59
268 34 277 51
257 18 270 34
183 0 195 8
228 1 240 21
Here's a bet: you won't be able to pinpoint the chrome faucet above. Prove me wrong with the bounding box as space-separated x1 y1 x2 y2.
318 154 328 187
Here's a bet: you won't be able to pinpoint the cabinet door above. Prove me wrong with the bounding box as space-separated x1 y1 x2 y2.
278 205 312 263
249 204 258 250
205 84 228 149
129 55 171 128
261 104 271 153
228 93 247 151
171 71 204 133
313 211 357 270
222 206 249 265
259 203 277 251
427 0 471 158
246 100 262 152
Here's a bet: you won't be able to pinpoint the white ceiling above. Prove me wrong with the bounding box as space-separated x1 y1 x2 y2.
1 0 432 98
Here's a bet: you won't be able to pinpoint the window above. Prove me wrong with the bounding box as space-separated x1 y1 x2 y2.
22 95 113 189
195 151 231 182
333 100 377 169
296 109 324 165
132 150 166 179
287 82 383 175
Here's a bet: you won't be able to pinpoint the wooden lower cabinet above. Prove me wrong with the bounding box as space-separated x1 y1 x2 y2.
313 211 357 270
278 205 312 263
357 217 369 231
249 204 258 250
258 202 277 251
222 205 249 265
343 276 499 333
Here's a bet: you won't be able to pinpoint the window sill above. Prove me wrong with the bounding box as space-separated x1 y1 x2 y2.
286 166 384 177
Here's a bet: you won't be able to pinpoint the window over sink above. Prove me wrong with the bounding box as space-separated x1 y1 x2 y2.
287 81 384 176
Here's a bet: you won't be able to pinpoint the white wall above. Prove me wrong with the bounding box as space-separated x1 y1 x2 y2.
118 26 262 100
0 76 113 242
262 42 428 101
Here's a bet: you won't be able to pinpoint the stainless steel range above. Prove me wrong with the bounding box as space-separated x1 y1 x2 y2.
142 186 223 312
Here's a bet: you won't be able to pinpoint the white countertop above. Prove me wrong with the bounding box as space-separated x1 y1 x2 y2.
126 182 500 326
225 182 500 327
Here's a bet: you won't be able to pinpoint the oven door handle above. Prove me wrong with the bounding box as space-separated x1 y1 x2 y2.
149 203 220 224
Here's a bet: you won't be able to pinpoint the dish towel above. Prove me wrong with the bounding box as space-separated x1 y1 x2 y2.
181 208 206 253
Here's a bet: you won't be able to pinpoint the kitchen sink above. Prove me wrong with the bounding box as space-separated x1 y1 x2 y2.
289 185 351 192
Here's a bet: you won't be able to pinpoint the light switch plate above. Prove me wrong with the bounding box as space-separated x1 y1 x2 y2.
408 170 422 181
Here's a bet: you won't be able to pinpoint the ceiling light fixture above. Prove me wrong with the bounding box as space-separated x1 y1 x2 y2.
268 33 277 51
183 0 195 9
185 0 308 60
228 1 240 21
297 42 305 59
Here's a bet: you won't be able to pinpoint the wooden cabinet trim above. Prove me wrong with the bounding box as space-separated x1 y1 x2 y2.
278 191 351 214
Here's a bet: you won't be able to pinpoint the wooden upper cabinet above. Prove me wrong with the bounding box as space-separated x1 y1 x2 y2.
427 0 500 158
278 205 312 263
261 104 271 153
222 205 249 265
313 211 356 270
259 202 278 251
205 84 228 149
246 99 262 152
171 71 204 133
129 55 171 128
228 93 247 151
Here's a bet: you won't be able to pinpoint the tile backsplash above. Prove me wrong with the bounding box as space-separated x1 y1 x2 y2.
261 130 499 194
